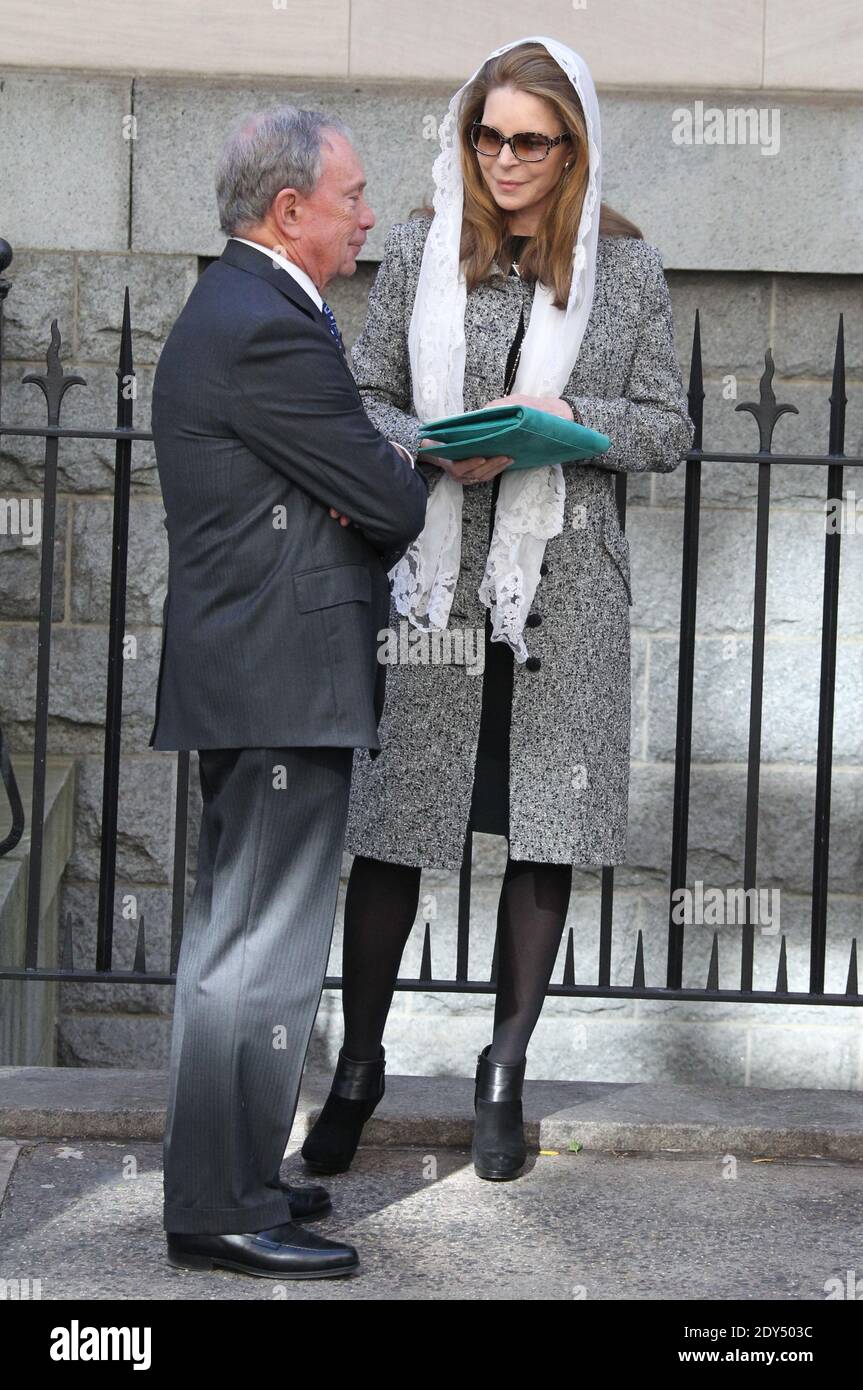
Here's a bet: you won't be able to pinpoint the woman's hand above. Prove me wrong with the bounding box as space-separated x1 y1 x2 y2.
483 393 576 421
419 438 513 485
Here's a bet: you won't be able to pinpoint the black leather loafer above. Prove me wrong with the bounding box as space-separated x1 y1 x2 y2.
276 1179 332 1220
166 1222 358 1279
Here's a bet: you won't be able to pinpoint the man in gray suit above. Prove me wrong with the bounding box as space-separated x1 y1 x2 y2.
149 106 428 1279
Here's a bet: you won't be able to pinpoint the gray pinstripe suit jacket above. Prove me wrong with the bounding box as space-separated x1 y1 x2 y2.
148 237 428 754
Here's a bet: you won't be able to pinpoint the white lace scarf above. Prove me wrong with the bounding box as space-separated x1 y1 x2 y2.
389 35 603 661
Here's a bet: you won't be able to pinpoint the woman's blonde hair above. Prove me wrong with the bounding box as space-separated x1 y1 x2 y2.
411 41 642 309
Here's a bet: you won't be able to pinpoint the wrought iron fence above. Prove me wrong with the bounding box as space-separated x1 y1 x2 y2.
0 236 860 1006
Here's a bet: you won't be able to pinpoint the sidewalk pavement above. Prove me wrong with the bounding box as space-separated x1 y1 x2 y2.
1 1067 861 1300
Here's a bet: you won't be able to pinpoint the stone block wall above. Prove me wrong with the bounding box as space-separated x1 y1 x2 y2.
0 71 861 1084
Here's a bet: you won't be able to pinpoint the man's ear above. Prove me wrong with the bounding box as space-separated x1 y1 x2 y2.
273 187 302 240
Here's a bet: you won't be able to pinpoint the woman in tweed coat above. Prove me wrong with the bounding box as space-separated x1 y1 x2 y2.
302 38 694 1181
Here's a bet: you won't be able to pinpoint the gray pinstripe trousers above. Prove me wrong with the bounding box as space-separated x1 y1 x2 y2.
162 744 353 1234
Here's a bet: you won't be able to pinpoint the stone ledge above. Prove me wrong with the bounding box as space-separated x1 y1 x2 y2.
1 1065 861 1160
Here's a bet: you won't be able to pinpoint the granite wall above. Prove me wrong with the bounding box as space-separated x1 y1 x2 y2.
0 72 861 1085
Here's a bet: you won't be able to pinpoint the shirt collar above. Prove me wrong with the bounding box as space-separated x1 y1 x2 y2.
229 236 324 312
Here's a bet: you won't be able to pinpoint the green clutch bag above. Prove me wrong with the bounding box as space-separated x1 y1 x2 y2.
416 404 611 469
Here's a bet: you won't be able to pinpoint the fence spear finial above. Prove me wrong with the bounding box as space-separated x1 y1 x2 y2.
735 348 798 453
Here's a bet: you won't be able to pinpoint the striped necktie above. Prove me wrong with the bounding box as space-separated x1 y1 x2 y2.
320 299 346 356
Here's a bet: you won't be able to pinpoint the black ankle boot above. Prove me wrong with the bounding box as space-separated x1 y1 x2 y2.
471 1044 527 1181
301 1046 386 1174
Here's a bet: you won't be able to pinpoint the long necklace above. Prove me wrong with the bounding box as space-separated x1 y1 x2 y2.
504 333 523 396
504 237 528 394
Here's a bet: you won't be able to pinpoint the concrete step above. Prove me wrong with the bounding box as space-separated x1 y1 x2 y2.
1 1064 862 1159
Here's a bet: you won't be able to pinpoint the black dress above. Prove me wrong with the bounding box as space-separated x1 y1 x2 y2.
467 234 531 838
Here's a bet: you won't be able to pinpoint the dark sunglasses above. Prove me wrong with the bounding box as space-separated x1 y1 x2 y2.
469 121 572 163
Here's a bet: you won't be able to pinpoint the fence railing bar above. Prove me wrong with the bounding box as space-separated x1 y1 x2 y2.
132 913 147 975
597 864 614 986
21 323 85 967
775 935 788 994
22 451 54 966
810 317 847 996
419 922 432 982
632 929 645 988
3 430 852 464
455 827 472 981
706 932 720 990
562 925 575 987
686 450 862 466
846 940 858 998
0 240 11 420
2 967 856 1004
667 309 704 989
96 289 135 972
0 425 153 442
739 458 770 990
735 350 795 990
5 430 858 465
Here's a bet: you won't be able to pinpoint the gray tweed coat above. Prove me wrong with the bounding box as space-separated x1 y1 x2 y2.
343 217 694 869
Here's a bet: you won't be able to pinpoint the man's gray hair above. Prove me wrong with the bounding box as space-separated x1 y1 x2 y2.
215 105 352 235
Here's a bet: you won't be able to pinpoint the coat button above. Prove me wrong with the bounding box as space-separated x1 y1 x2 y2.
526 655 541 671
525 612 542 627
539 562 549 576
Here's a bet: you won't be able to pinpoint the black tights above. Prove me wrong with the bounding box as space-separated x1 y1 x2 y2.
341 852 573 1067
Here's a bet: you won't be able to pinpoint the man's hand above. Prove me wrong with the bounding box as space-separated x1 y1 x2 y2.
328 507 352 526
418 437 513 485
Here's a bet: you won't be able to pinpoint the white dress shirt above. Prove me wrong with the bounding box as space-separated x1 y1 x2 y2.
228 235 415 471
